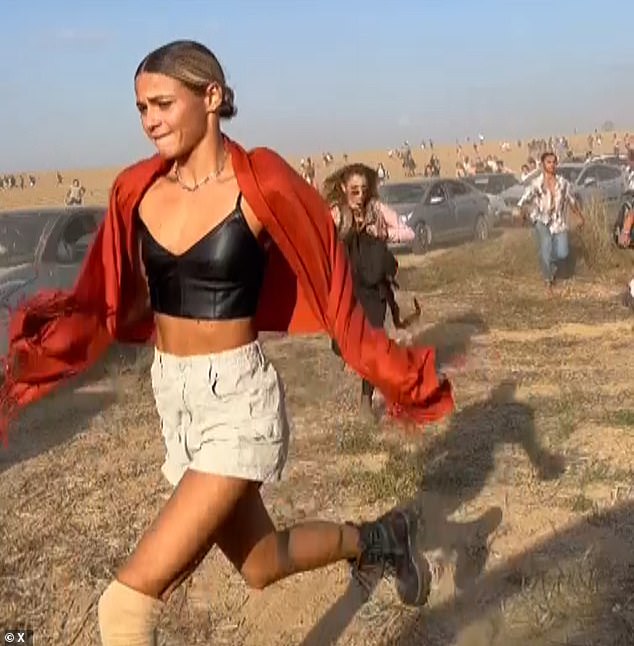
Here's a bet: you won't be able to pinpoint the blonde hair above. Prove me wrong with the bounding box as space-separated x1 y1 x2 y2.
135 40 237 119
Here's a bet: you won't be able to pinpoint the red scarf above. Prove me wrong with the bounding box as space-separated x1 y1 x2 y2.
0 138 453 442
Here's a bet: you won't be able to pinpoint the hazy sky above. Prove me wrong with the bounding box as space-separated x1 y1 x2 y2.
1 0 633 171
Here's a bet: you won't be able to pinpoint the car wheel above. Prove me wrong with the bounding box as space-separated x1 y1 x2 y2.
412 222 432 254
474 215 489 241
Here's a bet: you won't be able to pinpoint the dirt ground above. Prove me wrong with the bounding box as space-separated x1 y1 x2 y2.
0 228 633 645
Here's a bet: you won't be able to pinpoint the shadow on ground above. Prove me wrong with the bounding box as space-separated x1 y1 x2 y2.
410 311 489 368
0 343 151 473
303 500 634 645
409 380 564 583
393 499 634 646
301 377 567 646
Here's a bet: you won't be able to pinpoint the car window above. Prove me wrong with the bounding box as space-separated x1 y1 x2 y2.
0 213 49 268
594 165 622 181
465 176 490 192
445 181 469 198
426 183 447 204
55 212 99 263
577 166 601 185
379 183 425 205
558 167 581 184
498 174 519 191
482 176 502 193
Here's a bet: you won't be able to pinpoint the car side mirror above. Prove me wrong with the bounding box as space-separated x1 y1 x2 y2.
430 195 444 205
584 177 597 187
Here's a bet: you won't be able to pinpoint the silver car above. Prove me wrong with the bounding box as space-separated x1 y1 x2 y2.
380 179 492 254
499 167 541 217
461 172 520 224
0 206 105 357
556 162 626 209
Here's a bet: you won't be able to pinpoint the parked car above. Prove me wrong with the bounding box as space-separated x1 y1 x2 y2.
499 162 626 219
0 206 106 358
378 181 427 220
461 172 519 223
588 154 629 168
379 179 492 254
556 162 626 209
497 168 541 218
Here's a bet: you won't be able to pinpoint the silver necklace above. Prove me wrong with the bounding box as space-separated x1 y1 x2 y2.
173 151 227 192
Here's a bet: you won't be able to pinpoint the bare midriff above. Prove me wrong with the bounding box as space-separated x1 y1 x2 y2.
153 314 257 356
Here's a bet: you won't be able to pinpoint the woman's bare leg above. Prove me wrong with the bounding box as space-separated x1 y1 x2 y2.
114 468 429 600
114 471 363 600
98 471 254 645
214 482 431 607
115 470 254 599
115 471 362 599
98 469 429 644
214 482 360 589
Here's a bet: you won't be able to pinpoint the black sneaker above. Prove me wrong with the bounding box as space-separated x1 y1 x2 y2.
349 509 431 606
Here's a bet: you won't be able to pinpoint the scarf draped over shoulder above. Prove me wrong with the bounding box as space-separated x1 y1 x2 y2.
0 138 453 442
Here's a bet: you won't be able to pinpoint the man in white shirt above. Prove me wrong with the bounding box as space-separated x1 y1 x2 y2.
518 152 585 290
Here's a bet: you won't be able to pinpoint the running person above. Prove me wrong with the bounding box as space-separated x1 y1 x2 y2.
325 163 410 418
0 41 454 646
518 151 585 290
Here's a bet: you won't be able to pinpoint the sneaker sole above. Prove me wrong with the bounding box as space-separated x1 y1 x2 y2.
398 511 432 606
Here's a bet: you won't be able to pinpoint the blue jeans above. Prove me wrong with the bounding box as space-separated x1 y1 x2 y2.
534 222 569 282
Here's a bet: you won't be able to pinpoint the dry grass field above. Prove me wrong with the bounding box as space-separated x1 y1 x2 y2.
0 134 633 645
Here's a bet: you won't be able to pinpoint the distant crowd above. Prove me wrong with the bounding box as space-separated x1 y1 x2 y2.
0 173 37 190
0 170 87 207
295 130 634 313
298 129 634 186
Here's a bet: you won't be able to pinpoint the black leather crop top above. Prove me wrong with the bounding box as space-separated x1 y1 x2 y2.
138 194 267 320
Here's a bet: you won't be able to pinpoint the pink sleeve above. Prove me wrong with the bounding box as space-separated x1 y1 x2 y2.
379 202 415 243
379 202 399 228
